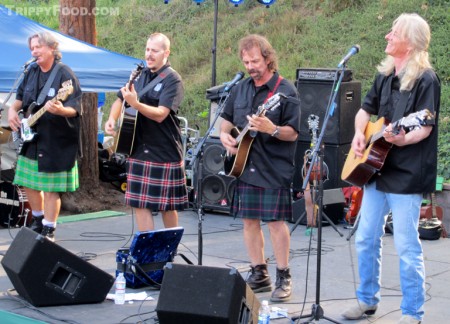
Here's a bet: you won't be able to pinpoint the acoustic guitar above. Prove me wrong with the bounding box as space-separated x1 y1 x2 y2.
223 92 286 178
13 79 73 154
341 109 434 187
114 63 145 155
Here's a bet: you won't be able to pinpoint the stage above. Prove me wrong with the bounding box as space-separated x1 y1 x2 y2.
0 208 449 323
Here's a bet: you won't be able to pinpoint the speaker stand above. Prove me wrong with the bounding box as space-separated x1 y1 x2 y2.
290 191 343 237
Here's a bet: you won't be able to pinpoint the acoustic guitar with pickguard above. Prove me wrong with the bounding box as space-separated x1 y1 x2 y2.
223 92 286 178
341 109 434 187
114 63 145 155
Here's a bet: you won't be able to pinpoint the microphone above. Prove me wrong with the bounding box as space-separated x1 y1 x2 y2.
224 71 245 92
337 45 360 68
22 57 37 69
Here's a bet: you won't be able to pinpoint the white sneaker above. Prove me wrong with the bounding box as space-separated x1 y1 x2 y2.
341 301 377 320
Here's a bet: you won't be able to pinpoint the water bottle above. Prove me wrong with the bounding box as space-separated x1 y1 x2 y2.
114 272 126 305
258 300 270 324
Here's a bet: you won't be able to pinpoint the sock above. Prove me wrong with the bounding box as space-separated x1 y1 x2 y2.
42 219 56 228
32 211 44 218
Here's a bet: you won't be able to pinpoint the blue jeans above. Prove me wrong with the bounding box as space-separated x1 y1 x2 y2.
355 182 425 320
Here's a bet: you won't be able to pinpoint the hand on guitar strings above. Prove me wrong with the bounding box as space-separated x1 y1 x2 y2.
246 114 275 135
351 130 366 158
220 131 238 156
120 83 139 107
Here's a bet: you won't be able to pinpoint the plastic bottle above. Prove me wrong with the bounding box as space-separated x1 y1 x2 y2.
258 300 270 324
114 272 126 305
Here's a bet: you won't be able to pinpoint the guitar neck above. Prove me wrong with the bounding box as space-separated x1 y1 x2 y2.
27 97 57 127
235 107 266 144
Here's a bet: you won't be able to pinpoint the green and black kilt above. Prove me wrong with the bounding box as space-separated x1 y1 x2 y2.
231 181 293 222
125 158 188 211
13 156 79 192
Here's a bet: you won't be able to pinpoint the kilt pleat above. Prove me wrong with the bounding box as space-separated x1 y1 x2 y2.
125 158 188 211
13 156 79 192
232 181 292 222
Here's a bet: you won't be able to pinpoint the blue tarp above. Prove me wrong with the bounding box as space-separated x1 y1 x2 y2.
0 5 142 93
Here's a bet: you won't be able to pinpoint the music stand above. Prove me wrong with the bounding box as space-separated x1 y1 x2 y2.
292 68 348 324
116 227 184 288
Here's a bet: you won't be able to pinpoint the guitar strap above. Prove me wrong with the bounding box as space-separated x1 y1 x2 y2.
137 66 174 99
264 75 283 103
35 62 63 107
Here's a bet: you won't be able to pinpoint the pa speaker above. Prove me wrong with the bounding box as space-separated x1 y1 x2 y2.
1 227 115 307
293 141 350 191
296 79 361 144
199 138 235 214
156 263 260 324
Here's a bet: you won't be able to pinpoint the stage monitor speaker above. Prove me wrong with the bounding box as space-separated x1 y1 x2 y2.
199 138 235 214
292 141 350 191
156 263 260 324
296 78 361 144
1 227 115 307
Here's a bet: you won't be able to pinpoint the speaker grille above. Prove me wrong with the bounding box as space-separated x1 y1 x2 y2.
297 80 361 144
293 141 350 191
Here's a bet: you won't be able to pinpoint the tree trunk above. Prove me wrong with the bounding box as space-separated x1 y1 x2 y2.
58 0 102 212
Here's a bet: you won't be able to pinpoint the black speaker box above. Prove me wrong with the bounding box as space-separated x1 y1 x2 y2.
1 227 115 307
156 263 260 324
296 79 361 144
198 138 235 214
293 141 350 191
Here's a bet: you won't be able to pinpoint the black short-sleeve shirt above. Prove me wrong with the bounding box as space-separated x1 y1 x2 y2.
221 72 301 188
16 62 82 172
362 69 440 194
118 64 184 162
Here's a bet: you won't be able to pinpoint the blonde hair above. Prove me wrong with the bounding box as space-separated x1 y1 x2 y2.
148 32 171 51
239 34 278 72
377 13 432 91
28 32 62 60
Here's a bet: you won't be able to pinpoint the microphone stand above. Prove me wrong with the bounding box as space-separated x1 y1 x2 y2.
189 91 231 265
0 63 33 170
293 67 347 324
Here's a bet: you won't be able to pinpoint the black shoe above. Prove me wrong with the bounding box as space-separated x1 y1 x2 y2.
246 264 272 293
41 226 55 242
30 216 44 234
270 267 292 302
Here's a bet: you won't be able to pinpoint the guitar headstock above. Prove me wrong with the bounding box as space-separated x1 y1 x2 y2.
260 92 287 114
128 62 145 86
307 114 320 132
395 109 435 132
56 80 74 101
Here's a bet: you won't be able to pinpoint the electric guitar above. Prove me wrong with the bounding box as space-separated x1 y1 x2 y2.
341 109 434 187
114 63 145 155
223 92 286 178
13 79 73 153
